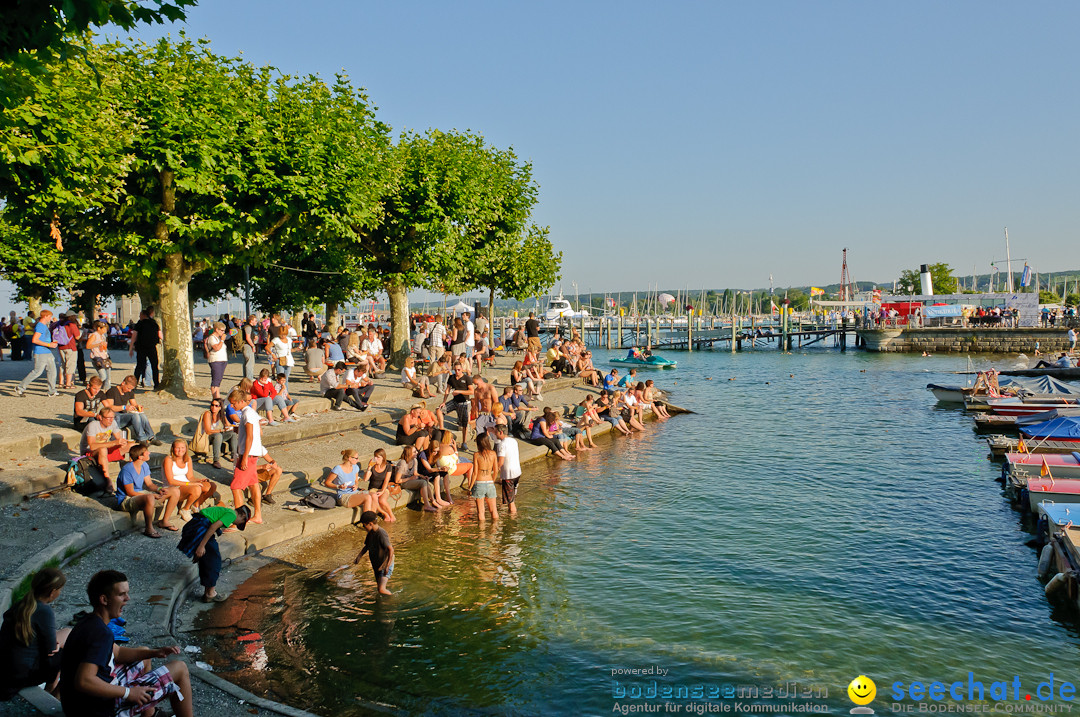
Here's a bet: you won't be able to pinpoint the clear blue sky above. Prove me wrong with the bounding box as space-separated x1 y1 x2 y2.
6 1 1080 313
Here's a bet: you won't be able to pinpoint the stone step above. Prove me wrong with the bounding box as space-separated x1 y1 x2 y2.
0 375 588 507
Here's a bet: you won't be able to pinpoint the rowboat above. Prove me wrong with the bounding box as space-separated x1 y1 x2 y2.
1024 477 1080 512
1036 501 1080 541
1005 452 1080 482
608 355 677 369
983 397 1080 416
926 383 971 403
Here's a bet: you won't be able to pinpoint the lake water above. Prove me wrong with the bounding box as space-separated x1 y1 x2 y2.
195 349 1080 716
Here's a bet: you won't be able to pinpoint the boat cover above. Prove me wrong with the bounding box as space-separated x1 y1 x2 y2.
1014 408 1080 427
1020 416 1080 440
1000 375 1080 396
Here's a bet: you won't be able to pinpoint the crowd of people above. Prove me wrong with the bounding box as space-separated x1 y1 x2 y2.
1 303 675 715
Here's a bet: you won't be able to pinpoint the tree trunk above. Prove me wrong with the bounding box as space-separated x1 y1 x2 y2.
488 286 495 325
154 169 199 398
325 301 340 334
158 252 199 397
26 295 42 316
290 312 302 334
386 280 410 369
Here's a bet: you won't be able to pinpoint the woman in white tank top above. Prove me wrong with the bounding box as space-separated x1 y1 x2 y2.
163 439 219 519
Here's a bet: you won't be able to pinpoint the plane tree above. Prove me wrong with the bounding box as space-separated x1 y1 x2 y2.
352 130 527 366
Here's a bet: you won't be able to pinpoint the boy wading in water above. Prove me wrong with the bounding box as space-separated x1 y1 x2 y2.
353 511 394 595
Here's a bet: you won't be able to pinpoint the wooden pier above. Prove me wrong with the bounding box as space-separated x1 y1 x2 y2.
502 315 861 352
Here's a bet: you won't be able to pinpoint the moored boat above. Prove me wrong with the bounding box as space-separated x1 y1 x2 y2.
1036 501 1080 541
926 383 971 403
1025 476 1080 512
1006 452 1080 482
1019 416 1080 446
984 397 1080 416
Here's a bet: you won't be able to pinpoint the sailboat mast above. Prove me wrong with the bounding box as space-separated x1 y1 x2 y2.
1005 227 1014 293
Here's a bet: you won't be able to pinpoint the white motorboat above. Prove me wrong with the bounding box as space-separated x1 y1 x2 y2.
544 296 589 321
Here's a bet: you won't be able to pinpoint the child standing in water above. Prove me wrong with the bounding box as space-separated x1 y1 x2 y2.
353 511 394 595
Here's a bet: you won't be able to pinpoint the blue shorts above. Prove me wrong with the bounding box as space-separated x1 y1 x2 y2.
374 563 394 580
471 481 496 499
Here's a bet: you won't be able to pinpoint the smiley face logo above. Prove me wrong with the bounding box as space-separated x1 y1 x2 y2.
848 675 876 706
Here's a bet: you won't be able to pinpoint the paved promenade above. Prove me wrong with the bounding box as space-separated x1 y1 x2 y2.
0 347 664 715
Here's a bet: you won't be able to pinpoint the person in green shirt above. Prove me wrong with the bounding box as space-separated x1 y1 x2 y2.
176 505 250 602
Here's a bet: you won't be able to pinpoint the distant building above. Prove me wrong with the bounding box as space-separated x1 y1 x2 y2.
878 292 1038 327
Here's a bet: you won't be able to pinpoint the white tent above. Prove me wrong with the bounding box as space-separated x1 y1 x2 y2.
448 301 473 314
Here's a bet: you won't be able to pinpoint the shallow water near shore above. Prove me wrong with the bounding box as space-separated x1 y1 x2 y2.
194 350 1080 715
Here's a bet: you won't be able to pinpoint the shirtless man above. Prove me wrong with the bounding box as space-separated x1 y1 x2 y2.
395 405 429 446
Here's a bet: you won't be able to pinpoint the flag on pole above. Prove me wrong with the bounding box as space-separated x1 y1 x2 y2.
1017 438 1027 453
1020 263 1032 288
810 287 825 297
770 301 779 315
1041 456 1052 477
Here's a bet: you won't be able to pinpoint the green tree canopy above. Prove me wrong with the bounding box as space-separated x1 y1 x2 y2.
354 129 539 365
0 0 195 62
0 43 134 293
1040 290 1062 304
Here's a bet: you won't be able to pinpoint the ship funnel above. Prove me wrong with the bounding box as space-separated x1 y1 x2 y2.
919 264 934 296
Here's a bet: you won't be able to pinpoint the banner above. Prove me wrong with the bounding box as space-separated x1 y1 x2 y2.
1020 264 1032 288
810 287 825 297
923 304 962 318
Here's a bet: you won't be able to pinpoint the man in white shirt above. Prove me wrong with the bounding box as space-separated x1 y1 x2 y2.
229 389 282 524
494 424 521 516
360 327 387 375
463 311 476 359
427 315 447 363
343 364 374 410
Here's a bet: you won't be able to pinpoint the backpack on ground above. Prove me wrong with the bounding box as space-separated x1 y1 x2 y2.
66 456 109 496
301 491 336 510
511 419 530 441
